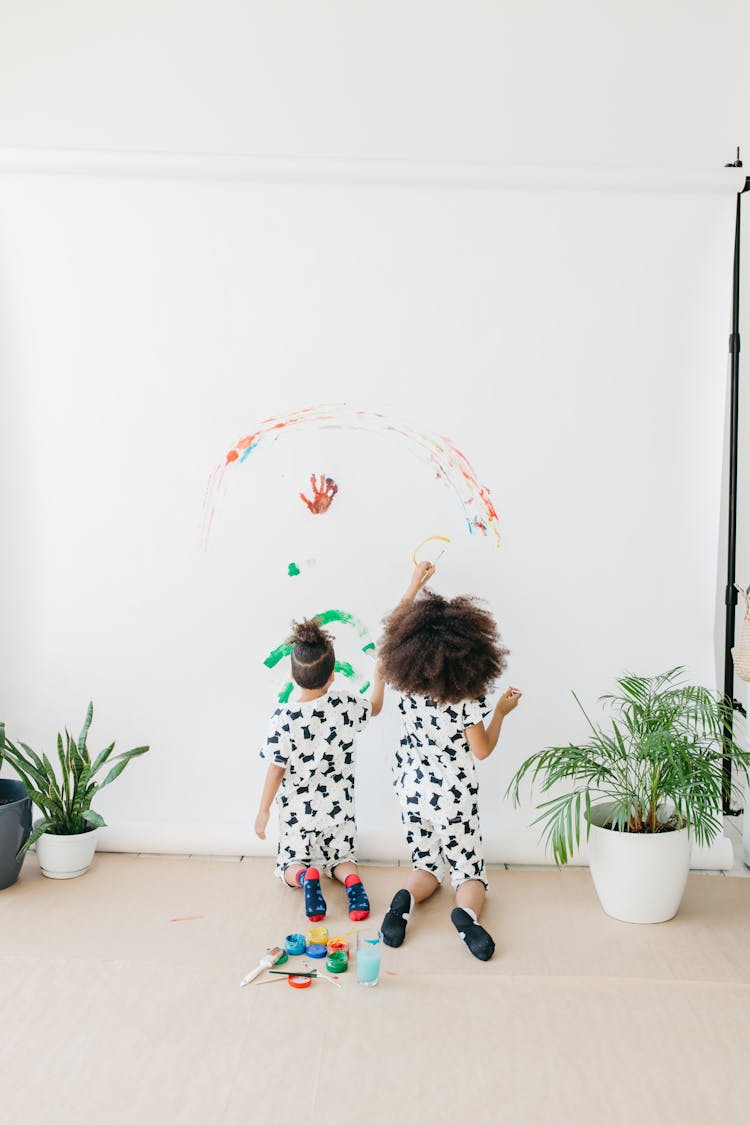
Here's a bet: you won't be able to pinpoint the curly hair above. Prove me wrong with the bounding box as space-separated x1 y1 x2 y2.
289 617 335 689
379 591 508 705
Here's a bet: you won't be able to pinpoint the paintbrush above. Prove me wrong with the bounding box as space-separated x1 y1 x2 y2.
269 968 317 978
239 946 285 988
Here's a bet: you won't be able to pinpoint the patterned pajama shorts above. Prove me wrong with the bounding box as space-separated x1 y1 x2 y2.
276 817 356 881
398 787 487 889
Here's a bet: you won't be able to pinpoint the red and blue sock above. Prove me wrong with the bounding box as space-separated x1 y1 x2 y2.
344 873 370 921
296 867 326 921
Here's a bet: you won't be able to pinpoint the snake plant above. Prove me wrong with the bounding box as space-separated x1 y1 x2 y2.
1 702 149 852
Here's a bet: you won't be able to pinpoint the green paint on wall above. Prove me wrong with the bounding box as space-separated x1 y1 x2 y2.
265 608 375 692
264 642 293 669
314 609 371 640
316 609 357 629
287 562 301 577
359 681 371 694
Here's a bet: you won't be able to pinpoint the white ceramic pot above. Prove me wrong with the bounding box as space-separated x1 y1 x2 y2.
35 824 99 880
587 805 690 924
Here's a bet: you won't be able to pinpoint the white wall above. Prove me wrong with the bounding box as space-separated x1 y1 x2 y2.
0 161 738 867
1 3 749 862
0 1 747 167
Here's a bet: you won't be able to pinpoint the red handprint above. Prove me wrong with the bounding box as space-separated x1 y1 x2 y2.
299 474 338 515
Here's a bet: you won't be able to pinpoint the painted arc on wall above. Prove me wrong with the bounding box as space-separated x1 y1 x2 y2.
201 403 500 546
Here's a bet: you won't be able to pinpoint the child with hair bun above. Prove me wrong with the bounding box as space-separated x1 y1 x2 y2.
255 617 384 923
378 562 521 961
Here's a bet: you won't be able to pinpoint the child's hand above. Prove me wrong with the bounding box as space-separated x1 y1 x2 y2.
497 687 522 716
406 561 435 597
254 809 270 840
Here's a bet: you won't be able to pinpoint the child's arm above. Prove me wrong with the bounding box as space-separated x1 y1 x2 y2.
400 560 435 604
465 688 522 761
369 661 386 717
254 763 285 839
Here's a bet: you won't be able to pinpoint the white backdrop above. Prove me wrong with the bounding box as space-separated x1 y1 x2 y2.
0 156 741 864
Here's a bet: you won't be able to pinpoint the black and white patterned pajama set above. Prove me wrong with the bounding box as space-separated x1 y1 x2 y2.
394 694 489 888
261 690 371 881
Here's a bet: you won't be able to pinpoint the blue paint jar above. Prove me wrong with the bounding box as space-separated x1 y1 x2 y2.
306 943 327 959
285 932 307 956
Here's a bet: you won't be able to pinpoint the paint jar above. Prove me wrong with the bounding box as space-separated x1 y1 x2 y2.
306 943 327 959
307 925 328 946
285 933 306 956
325 949 348 974
327 937 349 955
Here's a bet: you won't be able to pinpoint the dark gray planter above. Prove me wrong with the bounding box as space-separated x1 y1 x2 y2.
0 779 32 890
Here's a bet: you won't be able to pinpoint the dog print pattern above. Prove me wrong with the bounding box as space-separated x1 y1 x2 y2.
261 690 371 878
394 694 490 888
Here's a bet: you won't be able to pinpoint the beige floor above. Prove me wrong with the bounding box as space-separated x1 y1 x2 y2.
1 854 749 1125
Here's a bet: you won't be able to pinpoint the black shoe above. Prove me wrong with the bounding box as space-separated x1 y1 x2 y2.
451 907 495 961
381 889 412 947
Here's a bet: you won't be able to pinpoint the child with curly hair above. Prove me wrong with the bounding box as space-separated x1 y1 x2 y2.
255 618 384 923
378 562 521 960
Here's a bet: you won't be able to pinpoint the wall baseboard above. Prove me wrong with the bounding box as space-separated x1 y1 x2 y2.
96 821 735 870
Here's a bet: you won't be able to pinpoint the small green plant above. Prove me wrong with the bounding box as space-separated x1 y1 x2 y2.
507 667 750 865
1 702 149 852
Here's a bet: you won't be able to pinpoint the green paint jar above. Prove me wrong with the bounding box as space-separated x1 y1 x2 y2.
326 949 348 974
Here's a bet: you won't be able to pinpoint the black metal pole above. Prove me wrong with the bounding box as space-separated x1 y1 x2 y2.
722 150 749 813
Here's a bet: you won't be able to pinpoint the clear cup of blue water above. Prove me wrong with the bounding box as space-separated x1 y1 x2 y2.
356 931 383 987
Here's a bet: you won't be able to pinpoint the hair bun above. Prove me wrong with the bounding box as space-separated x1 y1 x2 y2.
290 618 332 648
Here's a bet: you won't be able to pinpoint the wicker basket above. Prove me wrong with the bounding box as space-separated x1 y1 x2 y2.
731 582 750 682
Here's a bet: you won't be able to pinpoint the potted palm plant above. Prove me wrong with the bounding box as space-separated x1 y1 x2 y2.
0 723 33 890
508 668 750 923
1 703 149 879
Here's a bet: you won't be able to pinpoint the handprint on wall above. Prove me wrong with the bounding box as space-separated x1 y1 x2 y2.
299 474 338 515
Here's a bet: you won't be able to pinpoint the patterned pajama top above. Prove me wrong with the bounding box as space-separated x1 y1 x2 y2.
394 694 490 888
261 690 372 878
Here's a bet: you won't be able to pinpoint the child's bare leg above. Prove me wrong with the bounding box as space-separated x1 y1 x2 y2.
382 868 439 947
332 861 370 921
283 863 307 888
455 878 486 918
406 868 440 903
331 861 357 884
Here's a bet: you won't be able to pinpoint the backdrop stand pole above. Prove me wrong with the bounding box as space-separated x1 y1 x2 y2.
722 149 750 815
